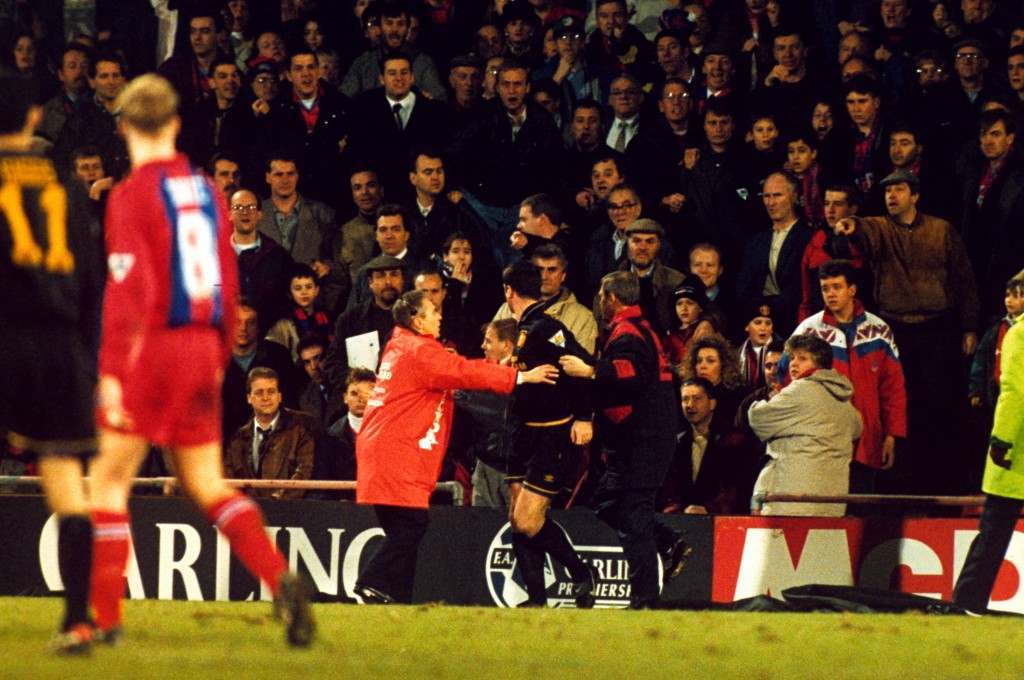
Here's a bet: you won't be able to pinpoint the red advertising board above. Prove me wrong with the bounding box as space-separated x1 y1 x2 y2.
713 516 1024 613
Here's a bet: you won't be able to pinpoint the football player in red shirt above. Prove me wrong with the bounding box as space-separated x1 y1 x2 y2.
88 74 313 647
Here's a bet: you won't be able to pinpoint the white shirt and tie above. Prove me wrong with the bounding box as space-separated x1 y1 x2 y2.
387 91 416 130
607 115 639 152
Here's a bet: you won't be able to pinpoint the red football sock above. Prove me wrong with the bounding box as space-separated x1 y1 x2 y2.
90 510 132 630
206 494 287 594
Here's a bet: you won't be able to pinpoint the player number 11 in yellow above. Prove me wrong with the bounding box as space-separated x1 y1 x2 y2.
0 180 74 274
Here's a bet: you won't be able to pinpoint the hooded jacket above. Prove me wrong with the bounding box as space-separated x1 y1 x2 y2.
748 369 863 516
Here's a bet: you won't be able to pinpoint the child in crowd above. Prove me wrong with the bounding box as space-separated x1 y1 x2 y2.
747 112 785 186
266 264 334 361
667 276 717 369
738 298 779 388
970 271 1024 413
785 128 825 228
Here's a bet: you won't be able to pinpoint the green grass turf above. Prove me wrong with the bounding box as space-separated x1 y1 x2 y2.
3 597 1023 679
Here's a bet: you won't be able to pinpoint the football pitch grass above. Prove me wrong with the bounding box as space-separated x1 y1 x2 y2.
3 597 1023 679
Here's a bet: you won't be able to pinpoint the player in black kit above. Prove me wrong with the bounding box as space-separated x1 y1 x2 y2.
501 259 598 607
0 77 104 654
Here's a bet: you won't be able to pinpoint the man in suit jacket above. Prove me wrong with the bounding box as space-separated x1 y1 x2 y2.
736 172 814 337
347 51 450 202
224 367 316 499
657 377 757 515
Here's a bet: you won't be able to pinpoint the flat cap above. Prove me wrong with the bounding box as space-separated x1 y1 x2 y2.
624 218 665 236
364 255 406 271
879 169 920 192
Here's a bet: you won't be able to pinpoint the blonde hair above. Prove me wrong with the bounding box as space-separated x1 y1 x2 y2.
115 74 179 134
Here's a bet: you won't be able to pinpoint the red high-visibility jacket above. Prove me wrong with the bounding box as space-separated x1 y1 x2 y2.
356 327 516 508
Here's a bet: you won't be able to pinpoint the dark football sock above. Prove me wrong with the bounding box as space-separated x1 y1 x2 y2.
531 520 588 582
512 533 547 604
59 514 93 631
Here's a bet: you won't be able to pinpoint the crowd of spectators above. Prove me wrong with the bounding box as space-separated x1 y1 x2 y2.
4 0 1024 515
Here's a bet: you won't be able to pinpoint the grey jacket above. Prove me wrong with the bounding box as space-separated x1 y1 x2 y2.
748 369 863 517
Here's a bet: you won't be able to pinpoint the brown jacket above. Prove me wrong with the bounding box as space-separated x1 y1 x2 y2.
224 408 316 499
852 213 979 331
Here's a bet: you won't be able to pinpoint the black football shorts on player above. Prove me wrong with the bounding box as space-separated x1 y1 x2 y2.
506 420 573 497
0 325 96 458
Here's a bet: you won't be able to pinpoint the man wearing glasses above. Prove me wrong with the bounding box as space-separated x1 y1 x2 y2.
230 188 293 331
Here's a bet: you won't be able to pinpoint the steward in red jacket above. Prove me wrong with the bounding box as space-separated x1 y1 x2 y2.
354 290 556 603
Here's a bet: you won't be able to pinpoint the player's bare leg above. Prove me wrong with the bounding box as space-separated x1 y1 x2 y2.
88 430 149 640
509 485 598 606
170 444 314 647
39 456 93 654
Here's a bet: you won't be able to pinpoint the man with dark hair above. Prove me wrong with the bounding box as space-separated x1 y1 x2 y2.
658 377 756 515
843 74 889 208
208 153 241 196
562 270 690 608
333 167 384 284
494 244 598 353
511 193 573 262
501 258 596 608
790 260 907 495
561 99 610 194
224 367 316 499
296 335 340 436
255 152 348 313
263 49 350 203
405 148 493 278
223 300 302 438
834 170 979 495
0 76 104 654
681 97 756 262
888 121 957 221
447 54 485 128
39 44 92 151
798 183 868 321
158 12 227 106
449 58 563 269
180 56 245 167
957 109 1024 322
314 366 376 493
749 334 862 516
348 51 450 200
341 0 446 100
584 0 656 99
348 204 419 309
353 288 556 603
755 26 823 128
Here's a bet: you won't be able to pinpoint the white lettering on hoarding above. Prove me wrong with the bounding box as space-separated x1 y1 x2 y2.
157 523 204 600
732 528 853 600
860 538 943 599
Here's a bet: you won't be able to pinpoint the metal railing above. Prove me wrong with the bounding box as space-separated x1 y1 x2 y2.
0 476 465 506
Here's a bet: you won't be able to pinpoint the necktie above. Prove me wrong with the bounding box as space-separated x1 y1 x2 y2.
392 102 403 130
614 121 628 152
254 427 272 473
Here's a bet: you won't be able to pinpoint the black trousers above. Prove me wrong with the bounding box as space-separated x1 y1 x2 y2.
357 505 430 604
595 486 663 604
953 493 1023 612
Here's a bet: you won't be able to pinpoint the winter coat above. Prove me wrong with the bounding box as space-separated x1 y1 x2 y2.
982 322 1024 499
790 303 907 468
356 327 516 508
749 369 863 516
